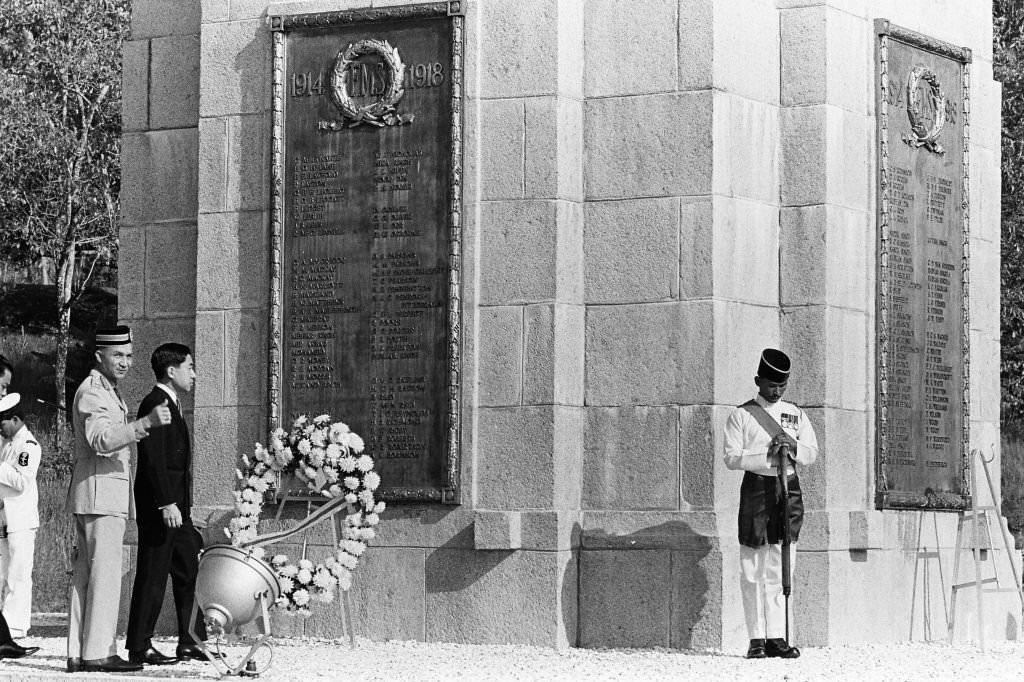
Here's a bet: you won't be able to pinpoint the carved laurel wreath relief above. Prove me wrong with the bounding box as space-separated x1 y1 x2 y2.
903 64 946 154
321 39 413 129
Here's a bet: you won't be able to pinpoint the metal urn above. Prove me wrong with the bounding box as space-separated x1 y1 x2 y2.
189 545 281 677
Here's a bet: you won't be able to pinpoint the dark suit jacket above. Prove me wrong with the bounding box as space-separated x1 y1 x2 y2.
135 387 193 536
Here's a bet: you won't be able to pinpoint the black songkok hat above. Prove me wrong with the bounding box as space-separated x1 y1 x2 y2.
757 348 791 382
95 325 132 348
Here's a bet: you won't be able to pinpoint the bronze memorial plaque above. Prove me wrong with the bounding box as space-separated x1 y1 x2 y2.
269 3 464 503
875 20 971 510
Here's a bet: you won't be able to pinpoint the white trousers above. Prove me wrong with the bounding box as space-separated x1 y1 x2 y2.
739 543 796 640
0 529 37 637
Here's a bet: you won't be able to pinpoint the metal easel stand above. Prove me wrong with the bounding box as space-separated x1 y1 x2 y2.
909 511 949 640
947 448 1024 651
275 494 358 648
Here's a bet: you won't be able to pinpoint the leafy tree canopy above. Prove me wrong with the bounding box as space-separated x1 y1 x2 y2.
996 0 1024 435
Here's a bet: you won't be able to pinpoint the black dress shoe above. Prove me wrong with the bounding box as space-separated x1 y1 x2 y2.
129 645 177 665
81 655 145 672
67 657 83 672
765 638 801 658
0 642 39 659
745 638 767 659
176 643 209 661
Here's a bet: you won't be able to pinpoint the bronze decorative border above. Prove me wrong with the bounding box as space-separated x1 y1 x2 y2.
269 2 465 504
874 19 971 511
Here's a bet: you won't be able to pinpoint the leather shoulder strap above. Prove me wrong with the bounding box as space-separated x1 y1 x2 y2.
740 400 785 439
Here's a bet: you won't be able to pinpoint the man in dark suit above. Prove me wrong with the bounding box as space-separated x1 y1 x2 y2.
125 343 207 665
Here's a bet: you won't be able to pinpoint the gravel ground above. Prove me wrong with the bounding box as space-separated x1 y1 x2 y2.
2 630 1024 682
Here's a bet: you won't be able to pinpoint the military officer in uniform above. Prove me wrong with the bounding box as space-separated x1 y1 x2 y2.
0 393 41 639
723 348 818 659
66 326 172 674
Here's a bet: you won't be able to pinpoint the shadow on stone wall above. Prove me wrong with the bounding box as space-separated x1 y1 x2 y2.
579 520 716 649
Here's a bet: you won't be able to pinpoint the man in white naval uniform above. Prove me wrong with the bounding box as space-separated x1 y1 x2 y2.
723 348 818 659
0 393 41 639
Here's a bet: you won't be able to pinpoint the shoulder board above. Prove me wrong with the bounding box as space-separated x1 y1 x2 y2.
25 439 38 446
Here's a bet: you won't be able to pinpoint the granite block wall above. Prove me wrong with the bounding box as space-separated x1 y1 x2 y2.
119 0 1010 649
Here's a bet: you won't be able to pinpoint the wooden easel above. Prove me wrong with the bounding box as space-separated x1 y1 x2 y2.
947 448 1024 650
274 493 358 648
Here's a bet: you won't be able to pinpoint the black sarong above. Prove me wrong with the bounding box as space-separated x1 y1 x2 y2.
737 471 804 548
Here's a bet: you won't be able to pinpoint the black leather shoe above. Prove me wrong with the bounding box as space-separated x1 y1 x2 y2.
81 655 145 672
0 642 39 659
745 638 767 659
765 638 801 658
67 657 83 672
129 645 177 665
176 643 209 661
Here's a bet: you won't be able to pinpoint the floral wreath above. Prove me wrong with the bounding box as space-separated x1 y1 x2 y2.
225 414 385 614
329 38 412 127
903 64 946 155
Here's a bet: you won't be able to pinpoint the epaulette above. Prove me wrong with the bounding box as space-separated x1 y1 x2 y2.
25 440 38 446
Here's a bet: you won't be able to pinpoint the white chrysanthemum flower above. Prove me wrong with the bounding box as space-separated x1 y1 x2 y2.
241 488 258 503
298 558 314 571
345 493 358 505
271 554 288 566
314 413 331 425
365 513 380 526
344 476 360 490
346 433 366 454
279 563 299 577
308 447 325 467
313 570 334 589
303 424 315 437
329 421 350 441
296 568 313 584
363 471 381 491
251 546 266 560
339 456 357 473
325 443 341 461
325 468 339 483
355 454 373 472
292 588 310 606
297 439 312 456
337 553 358 570
359 527 377 541
275 449 292 467
315 588 335 603
344 540 366 556
358 490 375 509
311 430 327 448
250 476 270 494
278 576 295 593
374 501 387 514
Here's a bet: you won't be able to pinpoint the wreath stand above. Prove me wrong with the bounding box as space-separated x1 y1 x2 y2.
274 493 358 648
946 448 1024 650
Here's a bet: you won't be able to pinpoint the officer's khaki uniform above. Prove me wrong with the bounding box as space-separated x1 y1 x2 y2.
0 423 40 637
66 369 145 662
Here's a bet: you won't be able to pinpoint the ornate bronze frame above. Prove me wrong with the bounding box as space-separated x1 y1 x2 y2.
268 2 465 503
875 19 971 510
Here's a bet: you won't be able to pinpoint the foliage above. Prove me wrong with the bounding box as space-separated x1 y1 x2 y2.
996 1 1024 432
0 0 130 444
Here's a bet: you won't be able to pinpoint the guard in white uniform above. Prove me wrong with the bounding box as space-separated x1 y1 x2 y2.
0 393 41 638
723 349 818 659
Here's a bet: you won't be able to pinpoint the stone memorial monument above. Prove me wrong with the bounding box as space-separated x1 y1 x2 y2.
118 0 1011 650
